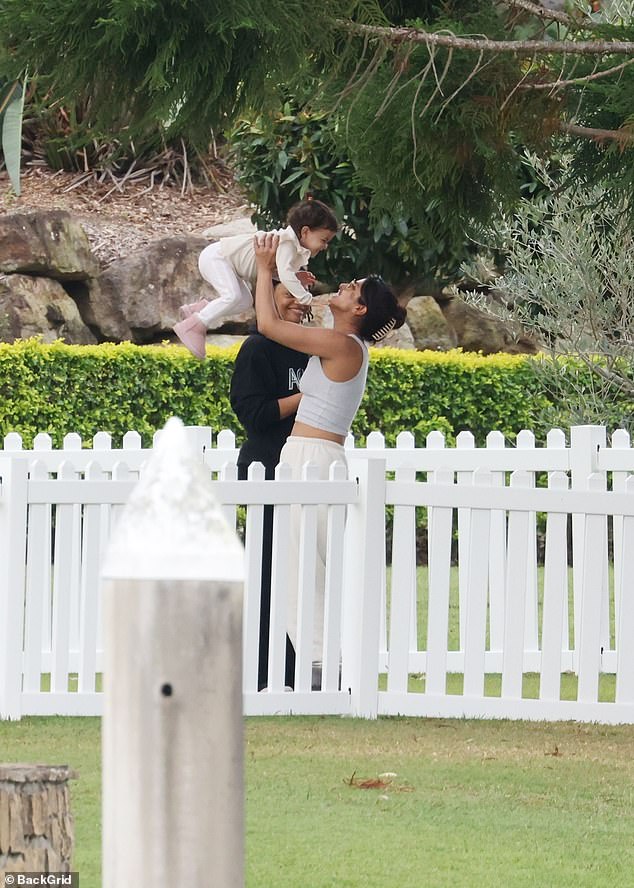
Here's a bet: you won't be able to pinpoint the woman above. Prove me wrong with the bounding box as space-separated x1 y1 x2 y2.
253 233 406 689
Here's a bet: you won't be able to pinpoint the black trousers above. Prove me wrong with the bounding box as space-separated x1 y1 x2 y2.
238 462 296 689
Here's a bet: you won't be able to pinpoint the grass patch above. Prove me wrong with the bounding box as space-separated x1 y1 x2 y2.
2 716 634 888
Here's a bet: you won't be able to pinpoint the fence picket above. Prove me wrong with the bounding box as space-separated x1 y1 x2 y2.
322 461 347 693
615 477 634 703
267 463 292 693
577 474 608 703
456 431 475 649
51 462 76 694
486 431 507 652
242 462 265 695
463 470 492 698
78 462 106 694
516 431 539 651
295 463 319 692
425 469 454 696
23 461 50 693
502 471 532 699
610 429 630 634
387 463 416 695
0 457 28 719
539 473 570 702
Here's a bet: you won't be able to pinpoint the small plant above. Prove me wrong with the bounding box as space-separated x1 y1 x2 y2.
0 74 26 195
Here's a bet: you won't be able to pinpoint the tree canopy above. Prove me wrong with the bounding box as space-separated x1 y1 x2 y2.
2 0 634 236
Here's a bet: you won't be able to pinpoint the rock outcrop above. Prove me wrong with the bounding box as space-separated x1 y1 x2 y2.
0 273 97 344
84 236 212 342
0 211 98 280
0 208 539 354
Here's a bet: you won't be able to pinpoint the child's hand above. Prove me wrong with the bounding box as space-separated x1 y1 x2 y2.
254 233 279 270
296 270 316 288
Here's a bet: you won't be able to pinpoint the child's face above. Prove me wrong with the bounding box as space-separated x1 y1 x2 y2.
299 226 336 257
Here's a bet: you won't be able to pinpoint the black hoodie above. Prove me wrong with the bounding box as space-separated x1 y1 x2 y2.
230 332 309 474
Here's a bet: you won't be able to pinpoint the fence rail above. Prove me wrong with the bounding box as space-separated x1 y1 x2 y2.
1 423 634 722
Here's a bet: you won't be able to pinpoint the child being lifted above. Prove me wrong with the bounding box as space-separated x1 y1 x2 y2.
173 198 338 359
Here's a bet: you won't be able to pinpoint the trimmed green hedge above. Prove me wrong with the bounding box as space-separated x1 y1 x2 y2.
0 339 549 448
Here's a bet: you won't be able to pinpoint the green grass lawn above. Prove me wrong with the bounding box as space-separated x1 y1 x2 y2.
2 715 634 888
4 566 631 886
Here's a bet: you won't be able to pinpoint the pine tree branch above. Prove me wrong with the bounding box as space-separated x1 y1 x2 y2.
340 21 634 57
498 0 594 30
559 120 634 143
520 57 634 89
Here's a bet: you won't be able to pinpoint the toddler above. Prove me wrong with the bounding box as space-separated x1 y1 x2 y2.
174 198 338 359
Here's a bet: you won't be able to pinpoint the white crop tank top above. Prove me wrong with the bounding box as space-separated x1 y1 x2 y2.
295 335 369 436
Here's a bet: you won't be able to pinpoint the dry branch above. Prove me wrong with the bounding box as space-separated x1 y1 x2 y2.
559 120 634 143
521 57 634 89
341 21 634 57
499 0 594 29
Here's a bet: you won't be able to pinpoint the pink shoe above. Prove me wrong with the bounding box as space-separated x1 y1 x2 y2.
173 315 207 360
179 298 210 319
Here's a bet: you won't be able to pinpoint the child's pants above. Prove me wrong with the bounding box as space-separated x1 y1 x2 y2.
197 242 253 329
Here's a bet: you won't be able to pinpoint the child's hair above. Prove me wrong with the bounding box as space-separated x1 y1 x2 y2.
287 199 338 236
357 275 407 343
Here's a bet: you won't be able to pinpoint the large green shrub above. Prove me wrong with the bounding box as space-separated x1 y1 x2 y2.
228 101 473 288
0 340 553 448
0 340 237 446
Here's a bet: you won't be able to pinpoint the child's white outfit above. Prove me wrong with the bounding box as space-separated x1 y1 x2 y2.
196 225 313 329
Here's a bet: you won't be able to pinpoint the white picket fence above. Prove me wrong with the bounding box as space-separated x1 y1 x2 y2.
1 422 634 722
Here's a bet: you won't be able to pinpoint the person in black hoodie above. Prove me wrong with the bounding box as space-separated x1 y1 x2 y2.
230 279 311 690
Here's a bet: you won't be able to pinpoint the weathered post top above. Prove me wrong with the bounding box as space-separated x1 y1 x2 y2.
101 415 245 888
102 415 244 582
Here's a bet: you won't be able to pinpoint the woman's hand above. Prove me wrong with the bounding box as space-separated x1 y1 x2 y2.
254 233 280 271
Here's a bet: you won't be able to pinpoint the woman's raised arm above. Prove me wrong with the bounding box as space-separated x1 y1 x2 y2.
253 234 360 362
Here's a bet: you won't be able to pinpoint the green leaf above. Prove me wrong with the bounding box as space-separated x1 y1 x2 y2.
1 77 26 196
280 168 306 185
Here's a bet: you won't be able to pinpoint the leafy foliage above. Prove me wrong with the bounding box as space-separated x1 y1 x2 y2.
461 153 634 431
229 99 473 286
3 0 634 257
323 5 562 244
0 0 379 149
0 339 558 449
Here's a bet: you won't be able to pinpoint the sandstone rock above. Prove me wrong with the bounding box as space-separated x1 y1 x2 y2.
440 294 538 355
83 235 252 342
405 295 458 351
0 211 99 280
0 273 97 344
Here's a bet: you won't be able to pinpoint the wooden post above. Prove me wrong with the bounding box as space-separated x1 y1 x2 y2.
101 417 245 888
0 763 77 873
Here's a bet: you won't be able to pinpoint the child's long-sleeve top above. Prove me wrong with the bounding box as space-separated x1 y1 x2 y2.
217 225 313 304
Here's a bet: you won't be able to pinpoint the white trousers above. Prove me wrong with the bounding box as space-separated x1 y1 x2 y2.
197 242 253 329
278 436 348 663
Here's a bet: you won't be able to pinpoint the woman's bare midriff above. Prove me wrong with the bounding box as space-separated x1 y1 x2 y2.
290 421 346 445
